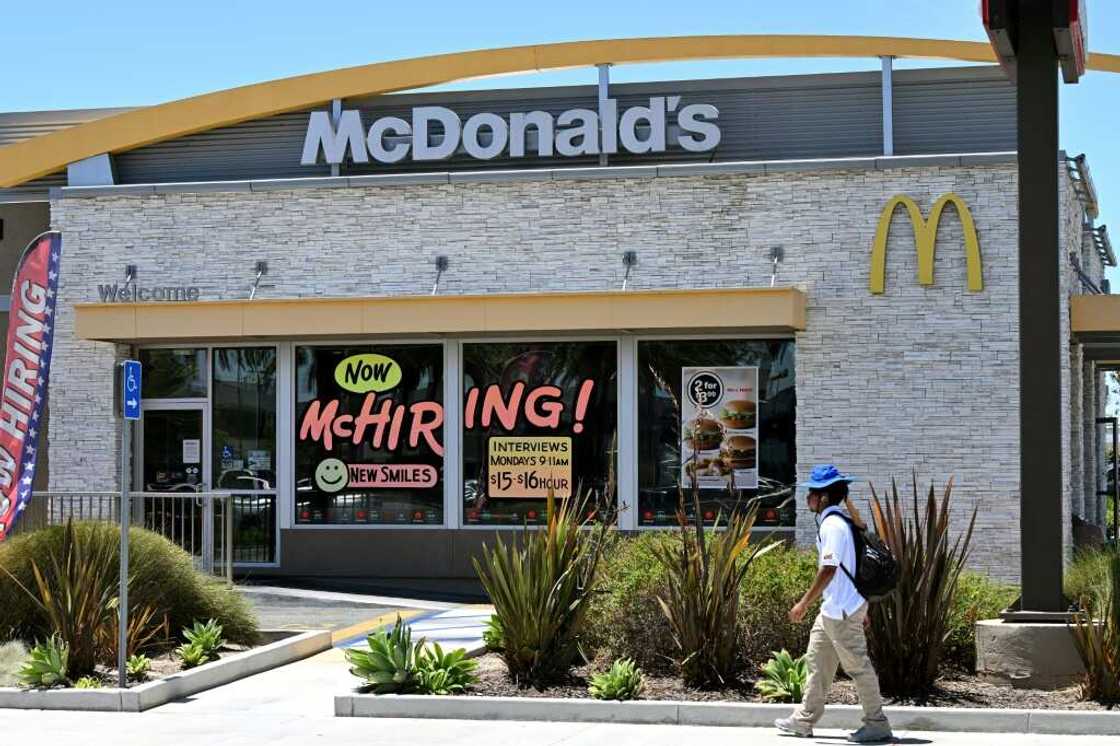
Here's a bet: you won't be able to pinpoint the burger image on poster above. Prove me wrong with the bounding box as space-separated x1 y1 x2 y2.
685 415 724 451
720 434 757 470
719 399 756 430
315 458 349 493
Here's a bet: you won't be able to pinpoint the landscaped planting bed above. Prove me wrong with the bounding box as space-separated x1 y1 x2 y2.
465 652 1107 711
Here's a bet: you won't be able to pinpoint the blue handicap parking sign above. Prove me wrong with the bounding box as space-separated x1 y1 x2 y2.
122 360 142 420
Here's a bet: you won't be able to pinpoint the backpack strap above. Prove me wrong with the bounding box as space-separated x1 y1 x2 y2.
820 511 860 585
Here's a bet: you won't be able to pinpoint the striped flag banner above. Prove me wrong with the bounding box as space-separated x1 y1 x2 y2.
0 231 61 540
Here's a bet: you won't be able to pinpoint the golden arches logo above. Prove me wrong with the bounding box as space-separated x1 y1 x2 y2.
869 193 983 294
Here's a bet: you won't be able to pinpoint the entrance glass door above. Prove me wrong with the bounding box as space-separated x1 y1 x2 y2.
137 405 213 566
141 408 207 492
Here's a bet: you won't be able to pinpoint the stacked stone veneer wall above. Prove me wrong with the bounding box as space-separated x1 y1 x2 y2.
49 162 1063 581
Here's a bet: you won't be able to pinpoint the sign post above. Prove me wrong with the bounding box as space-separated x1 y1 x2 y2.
118 359 141 688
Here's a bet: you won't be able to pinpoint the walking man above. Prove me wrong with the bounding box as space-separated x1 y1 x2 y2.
774 464 893 743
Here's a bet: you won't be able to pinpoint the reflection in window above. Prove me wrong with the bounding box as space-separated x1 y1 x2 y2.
211 347 278 563
295 345 443 525
462 341 617 526
212 348 277 491
139 348 207 398
637 340 796 527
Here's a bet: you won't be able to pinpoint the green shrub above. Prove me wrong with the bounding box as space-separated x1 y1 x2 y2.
73 675 103 689
126 653 152 681
0 522 257 649
474 492 609 687
943 571 1017 672
1067 547 1115 605
867 477 976 697
738 546 819 669
415 643 478 695
1 521 119 677
346 616 424 693
1069 549 1120 704
588 657 644 701
653 495 779 688
18 635 68 688
754 649 808 703
0 640 29 687
584 531 676 673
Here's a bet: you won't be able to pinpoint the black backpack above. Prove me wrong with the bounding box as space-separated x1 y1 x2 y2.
820 512 899 602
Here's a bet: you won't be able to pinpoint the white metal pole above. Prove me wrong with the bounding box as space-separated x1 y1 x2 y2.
598 64 611 167
880 56 894 157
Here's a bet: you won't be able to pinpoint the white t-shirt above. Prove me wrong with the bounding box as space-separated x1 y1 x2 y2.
816 506 866 620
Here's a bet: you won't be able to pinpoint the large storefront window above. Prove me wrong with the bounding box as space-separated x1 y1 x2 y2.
295 344 444 525
462 341 617 525
637 339 796 527
212 348 277 562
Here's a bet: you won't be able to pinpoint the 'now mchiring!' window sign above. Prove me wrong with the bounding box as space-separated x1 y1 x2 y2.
301 96 721 166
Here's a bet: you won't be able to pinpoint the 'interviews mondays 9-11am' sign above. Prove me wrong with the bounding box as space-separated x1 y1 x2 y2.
0 232 61 540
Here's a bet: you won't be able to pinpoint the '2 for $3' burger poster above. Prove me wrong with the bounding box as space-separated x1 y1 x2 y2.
681 367 759 490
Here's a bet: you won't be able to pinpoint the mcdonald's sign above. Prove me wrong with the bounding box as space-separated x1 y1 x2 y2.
869 193 984 294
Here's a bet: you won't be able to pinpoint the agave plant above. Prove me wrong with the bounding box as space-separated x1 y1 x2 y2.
473 490 609 687
126 653 152 681
73 675 103 689
481 615 503 652
1069 549 1120 704
754 649 808 703
181 619 225 659
866 476 976 697
653 482 779 688
18 635 68 688
175 642 210 670
346 616 425 693
415 643 479 695
588 657 645 701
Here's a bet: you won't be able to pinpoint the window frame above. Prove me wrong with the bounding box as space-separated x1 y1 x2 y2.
630 332 798 534
454 335 623 531
288 338 450 531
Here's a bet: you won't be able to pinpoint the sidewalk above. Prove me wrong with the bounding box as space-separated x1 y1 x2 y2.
7 688 1118 746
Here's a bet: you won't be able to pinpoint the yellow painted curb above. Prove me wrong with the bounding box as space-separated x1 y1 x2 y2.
331 608 424 645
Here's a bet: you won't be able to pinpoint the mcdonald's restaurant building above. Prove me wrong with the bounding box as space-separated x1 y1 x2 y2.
0 57 1116 585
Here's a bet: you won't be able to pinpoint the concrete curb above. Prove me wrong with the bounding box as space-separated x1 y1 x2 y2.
0 629 331 712
333 694 1120 735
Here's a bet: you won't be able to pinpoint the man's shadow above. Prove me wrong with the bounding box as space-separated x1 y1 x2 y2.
794 738 931 745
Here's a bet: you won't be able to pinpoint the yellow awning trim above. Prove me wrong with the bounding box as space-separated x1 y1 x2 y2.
74 287 807 342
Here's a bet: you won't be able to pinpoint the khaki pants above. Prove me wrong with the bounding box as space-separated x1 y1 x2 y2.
791 603 889 729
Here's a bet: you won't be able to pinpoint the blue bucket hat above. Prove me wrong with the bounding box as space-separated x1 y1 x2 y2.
800 464 855 490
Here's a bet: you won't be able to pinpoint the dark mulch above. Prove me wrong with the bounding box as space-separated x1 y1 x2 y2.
466 653 1110 711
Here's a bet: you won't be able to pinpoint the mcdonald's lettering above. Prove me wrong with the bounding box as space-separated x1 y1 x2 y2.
869 193 984 294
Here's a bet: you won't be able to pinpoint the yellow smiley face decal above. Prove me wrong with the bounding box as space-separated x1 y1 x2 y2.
314 458 349 493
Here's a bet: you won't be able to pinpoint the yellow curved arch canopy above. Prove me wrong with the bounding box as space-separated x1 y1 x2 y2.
3 34 1120 189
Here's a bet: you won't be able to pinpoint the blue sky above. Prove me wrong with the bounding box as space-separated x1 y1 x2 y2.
4 1 1120 282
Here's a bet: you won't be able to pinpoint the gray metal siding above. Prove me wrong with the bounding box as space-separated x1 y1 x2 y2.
893 71 1016 155
115 111 332 183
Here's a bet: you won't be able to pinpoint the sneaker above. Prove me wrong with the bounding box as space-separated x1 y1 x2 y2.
774 717 813 738
846 724 894 743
